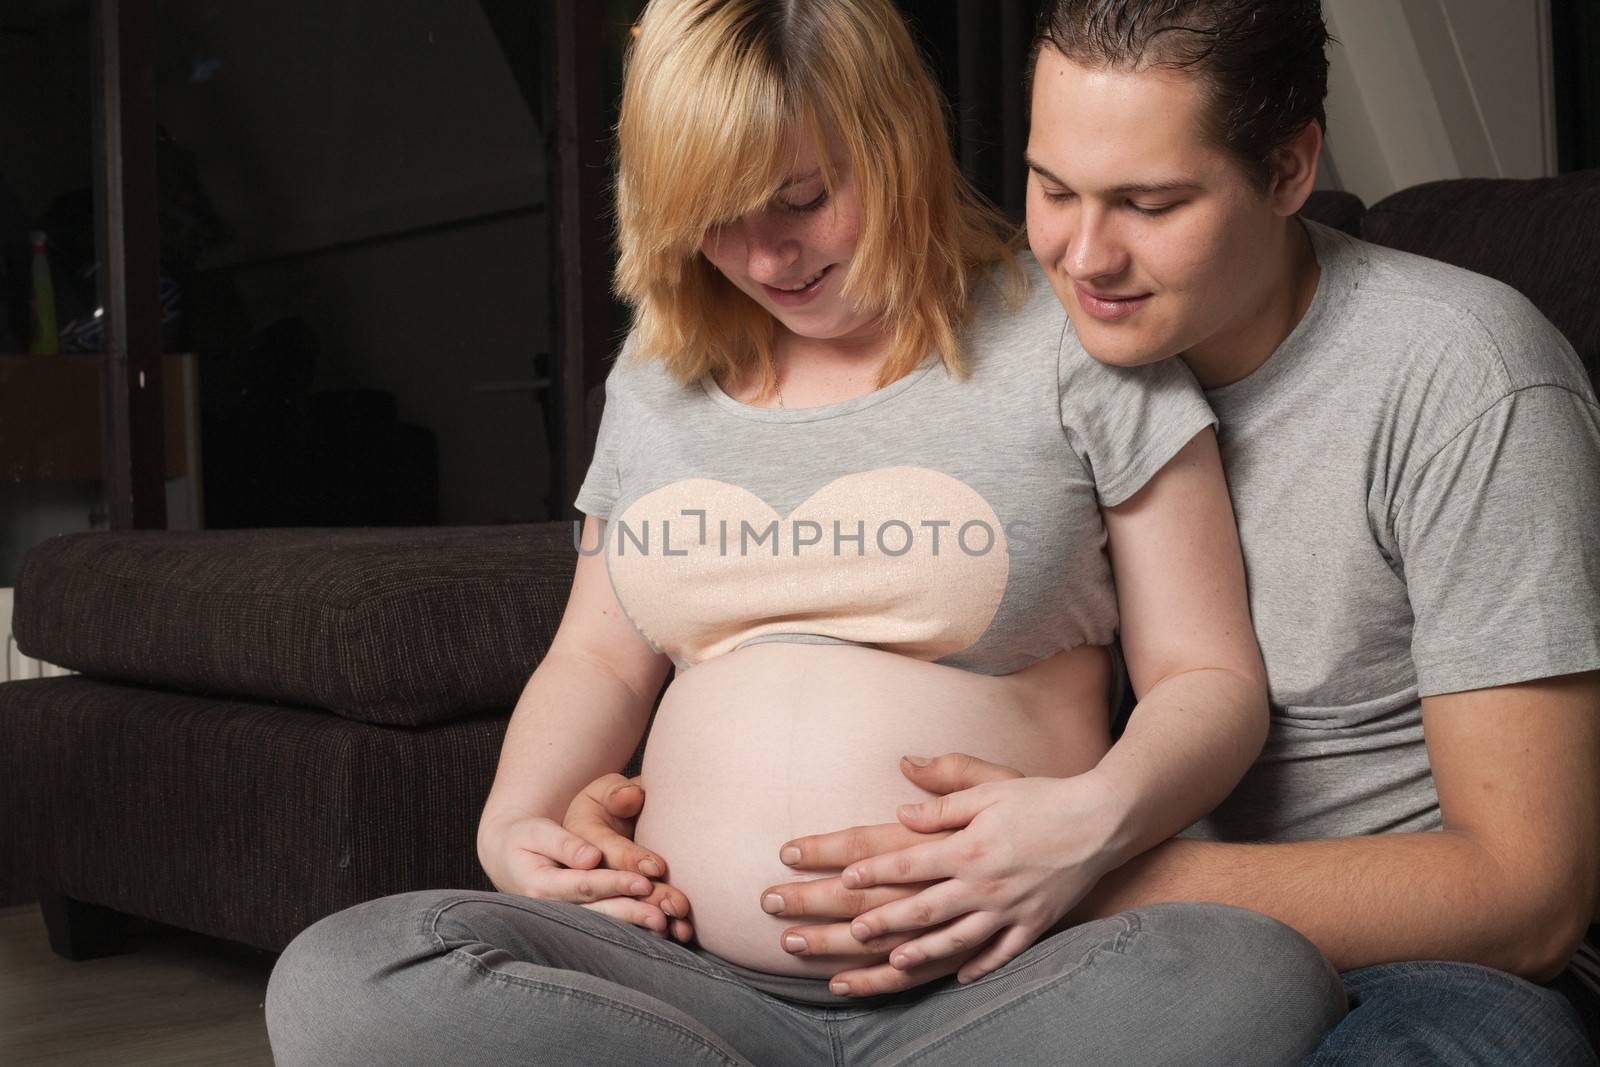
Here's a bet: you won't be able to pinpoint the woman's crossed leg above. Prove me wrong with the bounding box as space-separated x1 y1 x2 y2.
265 890 1344 1066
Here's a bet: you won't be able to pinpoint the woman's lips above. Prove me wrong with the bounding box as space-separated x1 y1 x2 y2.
1074 282 1152 322
763 264 834 308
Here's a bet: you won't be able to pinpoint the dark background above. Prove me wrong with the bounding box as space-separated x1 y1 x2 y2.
0 0 1594 561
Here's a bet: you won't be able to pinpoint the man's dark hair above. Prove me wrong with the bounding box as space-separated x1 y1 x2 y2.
1030 1 1331 188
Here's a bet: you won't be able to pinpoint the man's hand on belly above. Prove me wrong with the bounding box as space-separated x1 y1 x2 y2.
762 753 1117 997
563 772 696 944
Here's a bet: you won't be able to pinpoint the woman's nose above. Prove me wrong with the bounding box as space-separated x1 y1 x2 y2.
743 216 803 281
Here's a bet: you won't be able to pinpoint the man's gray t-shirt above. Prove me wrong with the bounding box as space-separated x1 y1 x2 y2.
574 254 1215 676
1183 218 1600 844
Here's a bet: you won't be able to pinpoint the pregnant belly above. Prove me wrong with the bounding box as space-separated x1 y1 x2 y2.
633 641 1111 977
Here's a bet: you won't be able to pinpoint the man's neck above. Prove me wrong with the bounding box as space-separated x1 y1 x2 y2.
1183 219 1322 390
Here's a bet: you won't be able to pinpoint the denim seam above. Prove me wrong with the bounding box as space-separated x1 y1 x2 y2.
883 923 1141 1067
423 895 826 1019
1344 959 1549 994
439 946 746 1066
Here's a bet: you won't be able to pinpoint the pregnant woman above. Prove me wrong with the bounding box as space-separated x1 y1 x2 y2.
265 2 1344 1063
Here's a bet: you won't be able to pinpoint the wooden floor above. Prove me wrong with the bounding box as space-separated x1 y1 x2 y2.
0 902 277 1066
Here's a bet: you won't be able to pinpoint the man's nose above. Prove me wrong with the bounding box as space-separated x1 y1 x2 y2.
1067 206 1129 281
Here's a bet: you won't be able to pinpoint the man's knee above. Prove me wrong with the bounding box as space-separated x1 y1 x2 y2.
1305 960 1597 1066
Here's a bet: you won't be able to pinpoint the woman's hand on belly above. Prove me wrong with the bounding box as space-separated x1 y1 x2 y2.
561 772 696 944
765 752 1132 996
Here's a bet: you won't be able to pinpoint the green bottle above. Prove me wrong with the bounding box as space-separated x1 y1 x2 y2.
28 229 59 355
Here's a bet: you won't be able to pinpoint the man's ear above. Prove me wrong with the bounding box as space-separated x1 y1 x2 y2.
1267 120 1324 217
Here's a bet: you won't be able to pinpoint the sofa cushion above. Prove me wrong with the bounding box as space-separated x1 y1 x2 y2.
13 522 577 727
0 675 506 950
1362 170 1600 386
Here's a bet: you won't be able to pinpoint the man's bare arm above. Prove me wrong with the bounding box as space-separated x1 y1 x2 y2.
1073 671 1600 982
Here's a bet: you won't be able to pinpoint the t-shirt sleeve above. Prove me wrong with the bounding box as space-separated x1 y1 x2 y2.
572 346 632 520
1057 339 1218 507
1396 383 1600 696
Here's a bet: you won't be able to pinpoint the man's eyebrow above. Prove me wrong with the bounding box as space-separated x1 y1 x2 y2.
1022 154 1197 196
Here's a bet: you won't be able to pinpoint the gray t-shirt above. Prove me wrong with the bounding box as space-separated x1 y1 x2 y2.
1183 218 1600 844
575 253 1215 675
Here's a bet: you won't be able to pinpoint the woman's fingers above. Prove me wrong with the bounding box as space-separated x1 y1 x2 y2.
846 878 975 941
831 943 988 998
524 862 656 904
521 810 607 871
884 911 1006 971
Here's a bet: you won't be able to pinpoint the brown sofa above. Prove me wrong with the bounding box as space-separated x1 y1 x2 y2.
2 170 1597 962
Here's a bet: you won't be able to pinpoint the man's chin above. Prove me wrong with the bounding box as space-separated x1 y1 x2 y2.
1071 318 1178 369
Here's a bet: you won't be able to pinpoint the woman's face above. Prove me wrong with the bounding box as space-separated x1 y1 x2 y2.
699 130 880 346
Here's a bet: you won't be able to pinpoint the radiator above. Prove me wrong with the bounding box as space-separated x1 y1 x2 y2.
1 587 75 682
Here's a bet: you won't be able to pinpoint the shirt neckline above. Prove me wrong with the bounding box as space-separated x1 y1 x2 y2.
1201 218 1361 415
698 351 942 423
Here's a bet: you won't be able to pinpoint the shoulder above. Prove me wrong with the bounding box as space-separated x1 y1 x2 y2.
1317 223 1589 401
964 251 1071 357
602 325 704 409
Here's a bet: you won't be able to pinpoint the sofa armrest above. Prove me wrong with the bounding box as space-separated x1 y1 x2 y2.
14 521 580 727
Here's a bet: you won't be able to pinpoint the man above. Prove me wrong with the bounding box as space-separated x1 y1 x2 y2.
572 1 1600 1060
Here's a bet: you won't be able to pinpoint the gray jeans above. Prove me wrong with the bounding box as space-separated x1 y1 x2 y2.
265 889 1346 1066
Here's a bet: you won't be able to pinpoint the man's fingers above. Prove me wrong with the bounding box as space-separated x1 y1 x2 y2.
582 896 669 936
561 784 668 879
780 822 949 870
603 779 646 819
832 944 987 998
643 880 694 927
899 752 1025 792
761 878 928 920
777 920 919 959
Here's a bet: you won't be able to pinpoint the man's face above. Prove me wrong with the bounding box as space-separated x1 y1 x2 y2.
1026 47 1283 369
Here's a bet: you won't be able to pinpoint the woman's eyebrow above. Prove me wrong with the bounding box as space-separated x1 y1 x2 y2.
779 169 823 189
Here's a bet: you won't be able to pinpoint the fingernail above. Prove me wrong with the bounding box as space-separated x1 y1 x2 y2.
903 755 931 767
661 899 676 917
842 868 861 888
898 804 920 819
891 953 908 969
762 893 784 915
632 880 651 895
639 858 663 877
830 981 850 995
783 934 806 953
780 846 801 865
851 921 872 941
577 846 599 865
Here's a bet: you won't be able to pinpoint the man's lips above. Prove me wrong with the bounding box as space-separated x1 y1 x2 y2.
1074 282 1152 322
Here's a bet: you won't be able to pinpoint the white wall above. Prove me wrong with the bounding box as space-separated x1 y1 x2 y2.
1321 0 1556 205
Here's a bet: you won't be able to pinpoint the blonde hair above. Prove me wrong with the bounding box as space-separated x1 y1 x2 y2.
614 0 1022 398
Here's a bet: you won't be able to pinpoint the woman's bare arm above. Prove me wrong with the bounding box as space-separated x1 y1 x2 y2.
1092 426 1268 861
473 511 675 908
